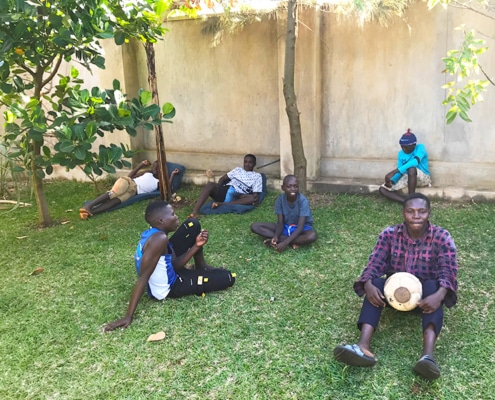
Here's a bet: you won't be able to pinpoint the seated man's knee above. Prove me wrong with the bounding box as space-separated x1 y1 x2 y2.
407 167 417 177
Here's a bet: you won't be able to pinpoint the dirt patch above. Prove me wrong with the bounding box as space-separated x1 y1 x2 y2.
306 192 335 208
171 197 194 211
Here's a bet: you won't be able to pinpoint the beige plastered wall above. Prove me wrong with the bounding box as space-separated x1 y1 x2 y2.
318 2 495 189
4 3 494 193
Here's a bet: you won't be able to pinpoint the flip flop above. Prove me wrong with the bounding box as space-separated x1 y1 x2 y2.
333 344 377 367
79 208 92 220
413 355 440 380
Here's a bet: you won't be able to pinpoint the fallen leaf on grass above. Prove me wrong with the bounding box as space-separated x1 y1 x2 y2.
147 331 165 342
16 236 28 239
61 221 71 225
30 268 44 276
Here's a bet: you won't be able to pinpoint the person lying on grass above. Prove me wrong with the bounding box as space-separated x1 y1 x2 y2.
333 193 458 381
80 160 184 220
250 174 317 252
105 200 235 331
188 154 263 218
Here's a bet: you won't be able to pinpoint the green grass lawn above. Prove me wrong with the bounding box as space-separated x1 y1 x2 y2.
1 180 494 399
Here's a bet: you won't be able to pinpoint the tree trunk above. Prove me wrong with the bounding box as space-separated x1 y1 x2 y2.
144 42 171 201
283 0 307 189
32 142 53 227
33 68 53 227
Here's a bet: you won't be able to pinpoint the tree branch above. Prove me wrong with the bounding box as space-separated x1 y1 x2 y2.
41 55 64 88
480 65 495 86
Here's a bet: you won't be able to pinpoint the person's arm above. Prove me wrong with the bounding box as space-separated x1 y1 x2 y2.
217 173 230 186
104 232 167 331
363 279 387 308
246 175 263 206
353 227 393 296
418 286 447 314
128 160 151 179
172 229 208 270
169 168 180 181
271 214 285 246
384 168 401 186
397 145 427 175
420 229 458 310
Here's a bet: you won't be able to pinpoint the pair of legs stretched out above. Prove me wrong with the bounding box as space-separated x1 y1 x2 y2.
334 278 443 380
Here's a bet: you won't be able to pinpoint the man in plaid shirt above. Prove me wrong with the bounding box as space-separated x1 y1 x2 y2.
334 193 458 381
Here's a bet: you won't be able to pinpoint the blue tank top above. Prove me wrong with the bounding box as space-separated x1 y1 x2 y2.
134 227 177 299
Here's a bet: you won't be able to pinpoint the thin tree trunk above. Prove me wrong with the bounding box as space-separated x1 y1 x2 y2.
283 0 307 189
144 42 171 201
33 67 52 227
32 142 52 227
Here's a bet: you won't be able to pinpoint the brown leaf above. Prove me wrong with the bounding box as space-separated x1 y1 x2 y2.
147 331 165 342
30 268 44 276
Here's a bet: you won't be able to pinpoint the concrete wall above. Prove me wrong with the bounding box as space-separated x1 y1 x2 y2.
317 3 495 190
127 17 282 177
4 3 493 195
126 3 493 192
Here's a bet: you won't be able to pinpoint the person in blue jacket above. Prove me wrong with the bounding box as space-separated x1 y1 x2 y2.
379 129 431 203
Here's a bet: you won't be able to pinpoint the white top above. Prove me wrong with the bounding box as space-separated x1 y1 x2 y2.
134 173 159 194
227 167 263 194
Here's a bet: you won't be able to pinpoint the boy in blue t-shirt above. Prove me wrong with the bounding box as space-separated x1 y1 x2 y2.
379 129 431 203
250 175 317 252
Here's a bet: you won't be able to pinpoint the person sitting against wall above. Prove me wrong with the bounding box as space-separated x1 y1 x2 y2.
79 160 185 219
379 129 431 203
188 154 263 218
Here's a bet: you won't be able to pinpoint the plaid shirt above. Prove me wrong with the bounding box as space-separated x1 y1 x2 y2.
354 222 458 307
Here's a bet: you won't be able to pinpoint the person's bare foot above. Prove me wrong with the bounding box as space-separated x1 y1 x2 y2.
263 239 276 249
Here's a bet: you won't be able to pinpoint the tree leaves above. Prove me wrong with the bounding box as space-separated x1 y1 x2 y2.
0 0 176 226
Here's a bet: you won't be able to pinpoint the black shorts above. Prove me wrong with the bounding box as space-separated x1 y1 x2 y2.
211 184 230 202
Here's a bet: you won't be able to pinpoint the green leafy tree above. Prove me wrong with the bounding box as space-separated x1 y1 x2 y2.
0 0 174 226
427 0 494 123
106 0 196 199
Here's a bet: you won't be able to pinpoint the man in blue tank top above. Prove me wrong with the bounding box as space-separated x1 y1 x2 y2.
105 201 235 331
